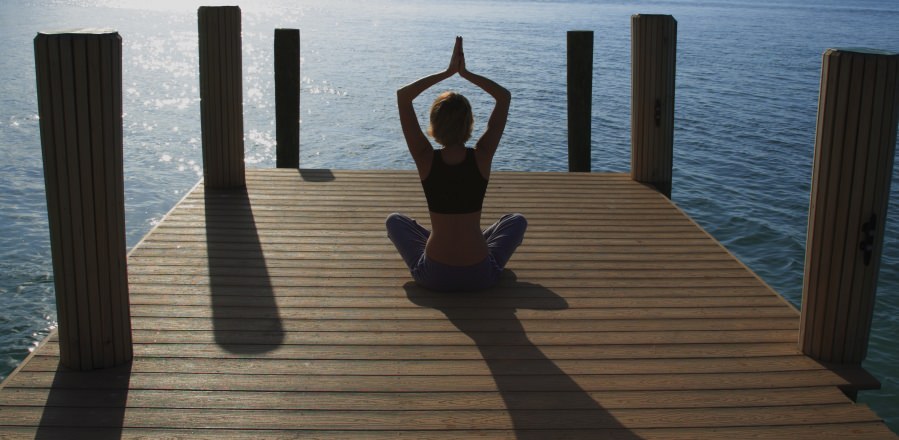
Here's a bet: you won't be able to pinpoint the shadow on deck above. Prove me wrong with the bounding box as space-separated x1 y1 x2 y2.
205 188 284 353
407 271 641 438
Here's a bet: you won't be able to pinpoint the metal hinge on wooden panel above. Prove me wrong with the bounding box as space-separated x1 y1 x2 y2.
654 99 661 127
859 214 877 266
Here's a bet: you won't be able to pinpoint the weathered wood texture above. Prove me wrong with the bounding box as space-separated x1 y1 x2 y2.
1 170 893 438
275 28 300 168
567 30 593 172
33 30 132 371
198 6 245 188
800 48 899 365
631 14 676 198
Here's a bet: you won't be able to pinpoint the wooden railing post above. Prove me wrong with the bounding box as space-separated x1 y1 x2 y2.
275 28 300 168
800 49 899 365
631 14 676 198
567 30 593 172
199 6 245 188
34 30 132 370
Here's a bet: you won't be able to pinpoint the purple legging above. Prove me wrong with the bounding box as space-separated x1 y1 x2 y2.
386 213 527 292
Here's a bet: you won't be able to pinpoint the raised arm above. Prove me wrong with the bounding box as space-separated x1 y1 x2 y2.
397 38 463 165
458 43 511 160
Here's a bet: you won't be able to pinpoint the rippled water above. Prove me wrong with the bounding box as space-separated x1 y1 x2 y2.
1 0 897 431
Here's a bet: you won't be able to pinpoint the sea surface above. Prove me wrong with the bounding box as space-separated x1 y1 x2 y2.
1 0 897 432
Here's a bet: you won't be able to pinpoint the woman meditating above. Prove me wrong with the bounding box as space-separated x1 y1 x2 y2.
387 36 527 292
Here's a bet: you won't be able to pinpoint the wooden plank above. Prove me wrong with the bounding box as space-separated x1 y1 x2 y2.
834 52 876 362
2 425 894 440
132 301 787 321
805 50 851 358
821 51 865 362
72 35 104 369
198 188 665 200
197 178 670 193
39 341 805 360
124 284 777 299
59 33 95 371
127 256 745 271
146 226 712 240
123 267 760 281
198 7 220 186
132 242 731 256
35 33 77 370
0 387 853 410
103 33 131 366
192 198 676 210
123 294 787 308
121 329 796 346
125 305 798 320
857 54 899 362
0 405 884 431
128 248 735 262
18 355 838 376
226 6 243 184
144 222 706 234
124 276 767 290
97 34 119 367
122 317 799 332
139 235 721 247
9 370 877 393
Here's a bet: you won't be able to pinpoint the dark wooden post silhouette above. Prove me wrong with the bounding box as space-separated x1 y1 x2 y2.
275 28 300 168
34 29 133 370
800 48 899 365
199 6 245 188
631 14 677 198
567 30 593 172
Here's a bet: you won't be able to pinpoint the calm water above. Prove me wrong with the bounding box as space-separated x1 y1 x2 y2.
1 0 897 432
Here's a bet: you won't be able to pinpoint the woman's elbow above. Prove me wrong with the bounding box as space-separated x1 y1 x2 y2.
497 91 511 110
497 88 512 104
397 87 413 103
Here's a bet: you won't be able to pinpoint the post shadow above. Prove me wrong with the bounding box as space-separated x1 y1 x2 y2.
405 271 641 439
204 188 284 353
297 168 335 182
35 362 131 439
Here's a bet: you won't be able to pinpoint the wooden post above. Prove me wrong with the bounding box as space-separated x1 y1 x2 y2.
800 48 899 365
275 28 300 168
199 6 245 188
567 30 593 172
34 30 132 370
631 14 676 198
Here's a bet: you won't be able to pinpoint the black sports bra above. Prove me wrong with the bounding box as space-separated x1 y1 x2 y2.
421 148 488 214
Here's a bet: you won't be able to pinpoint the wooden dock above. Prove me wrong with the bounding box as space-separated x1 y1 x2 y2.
0 169 895 439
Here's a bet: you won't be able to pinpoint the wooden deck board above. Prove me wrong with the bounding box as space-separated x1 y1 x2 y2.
0 169 894 438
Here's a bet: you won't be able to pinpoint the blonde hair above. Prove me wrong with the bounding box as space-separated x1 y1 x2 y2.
427 91 473 147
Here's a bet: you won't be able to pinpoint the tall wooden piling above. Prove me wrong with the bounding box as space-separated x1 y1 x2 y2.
567 30 593 172
800 48 899 365
199 6 245 188
34 30 132 370
275 28 300 168
631 14 677 198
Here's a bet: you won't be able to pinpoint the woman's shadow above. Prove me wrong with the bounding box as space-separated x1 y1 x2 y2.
405 271 640 439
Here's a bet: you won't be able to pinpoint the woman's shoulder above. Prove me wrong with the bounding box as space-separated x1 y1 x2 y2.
471 147 492 180
415 148 436 180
